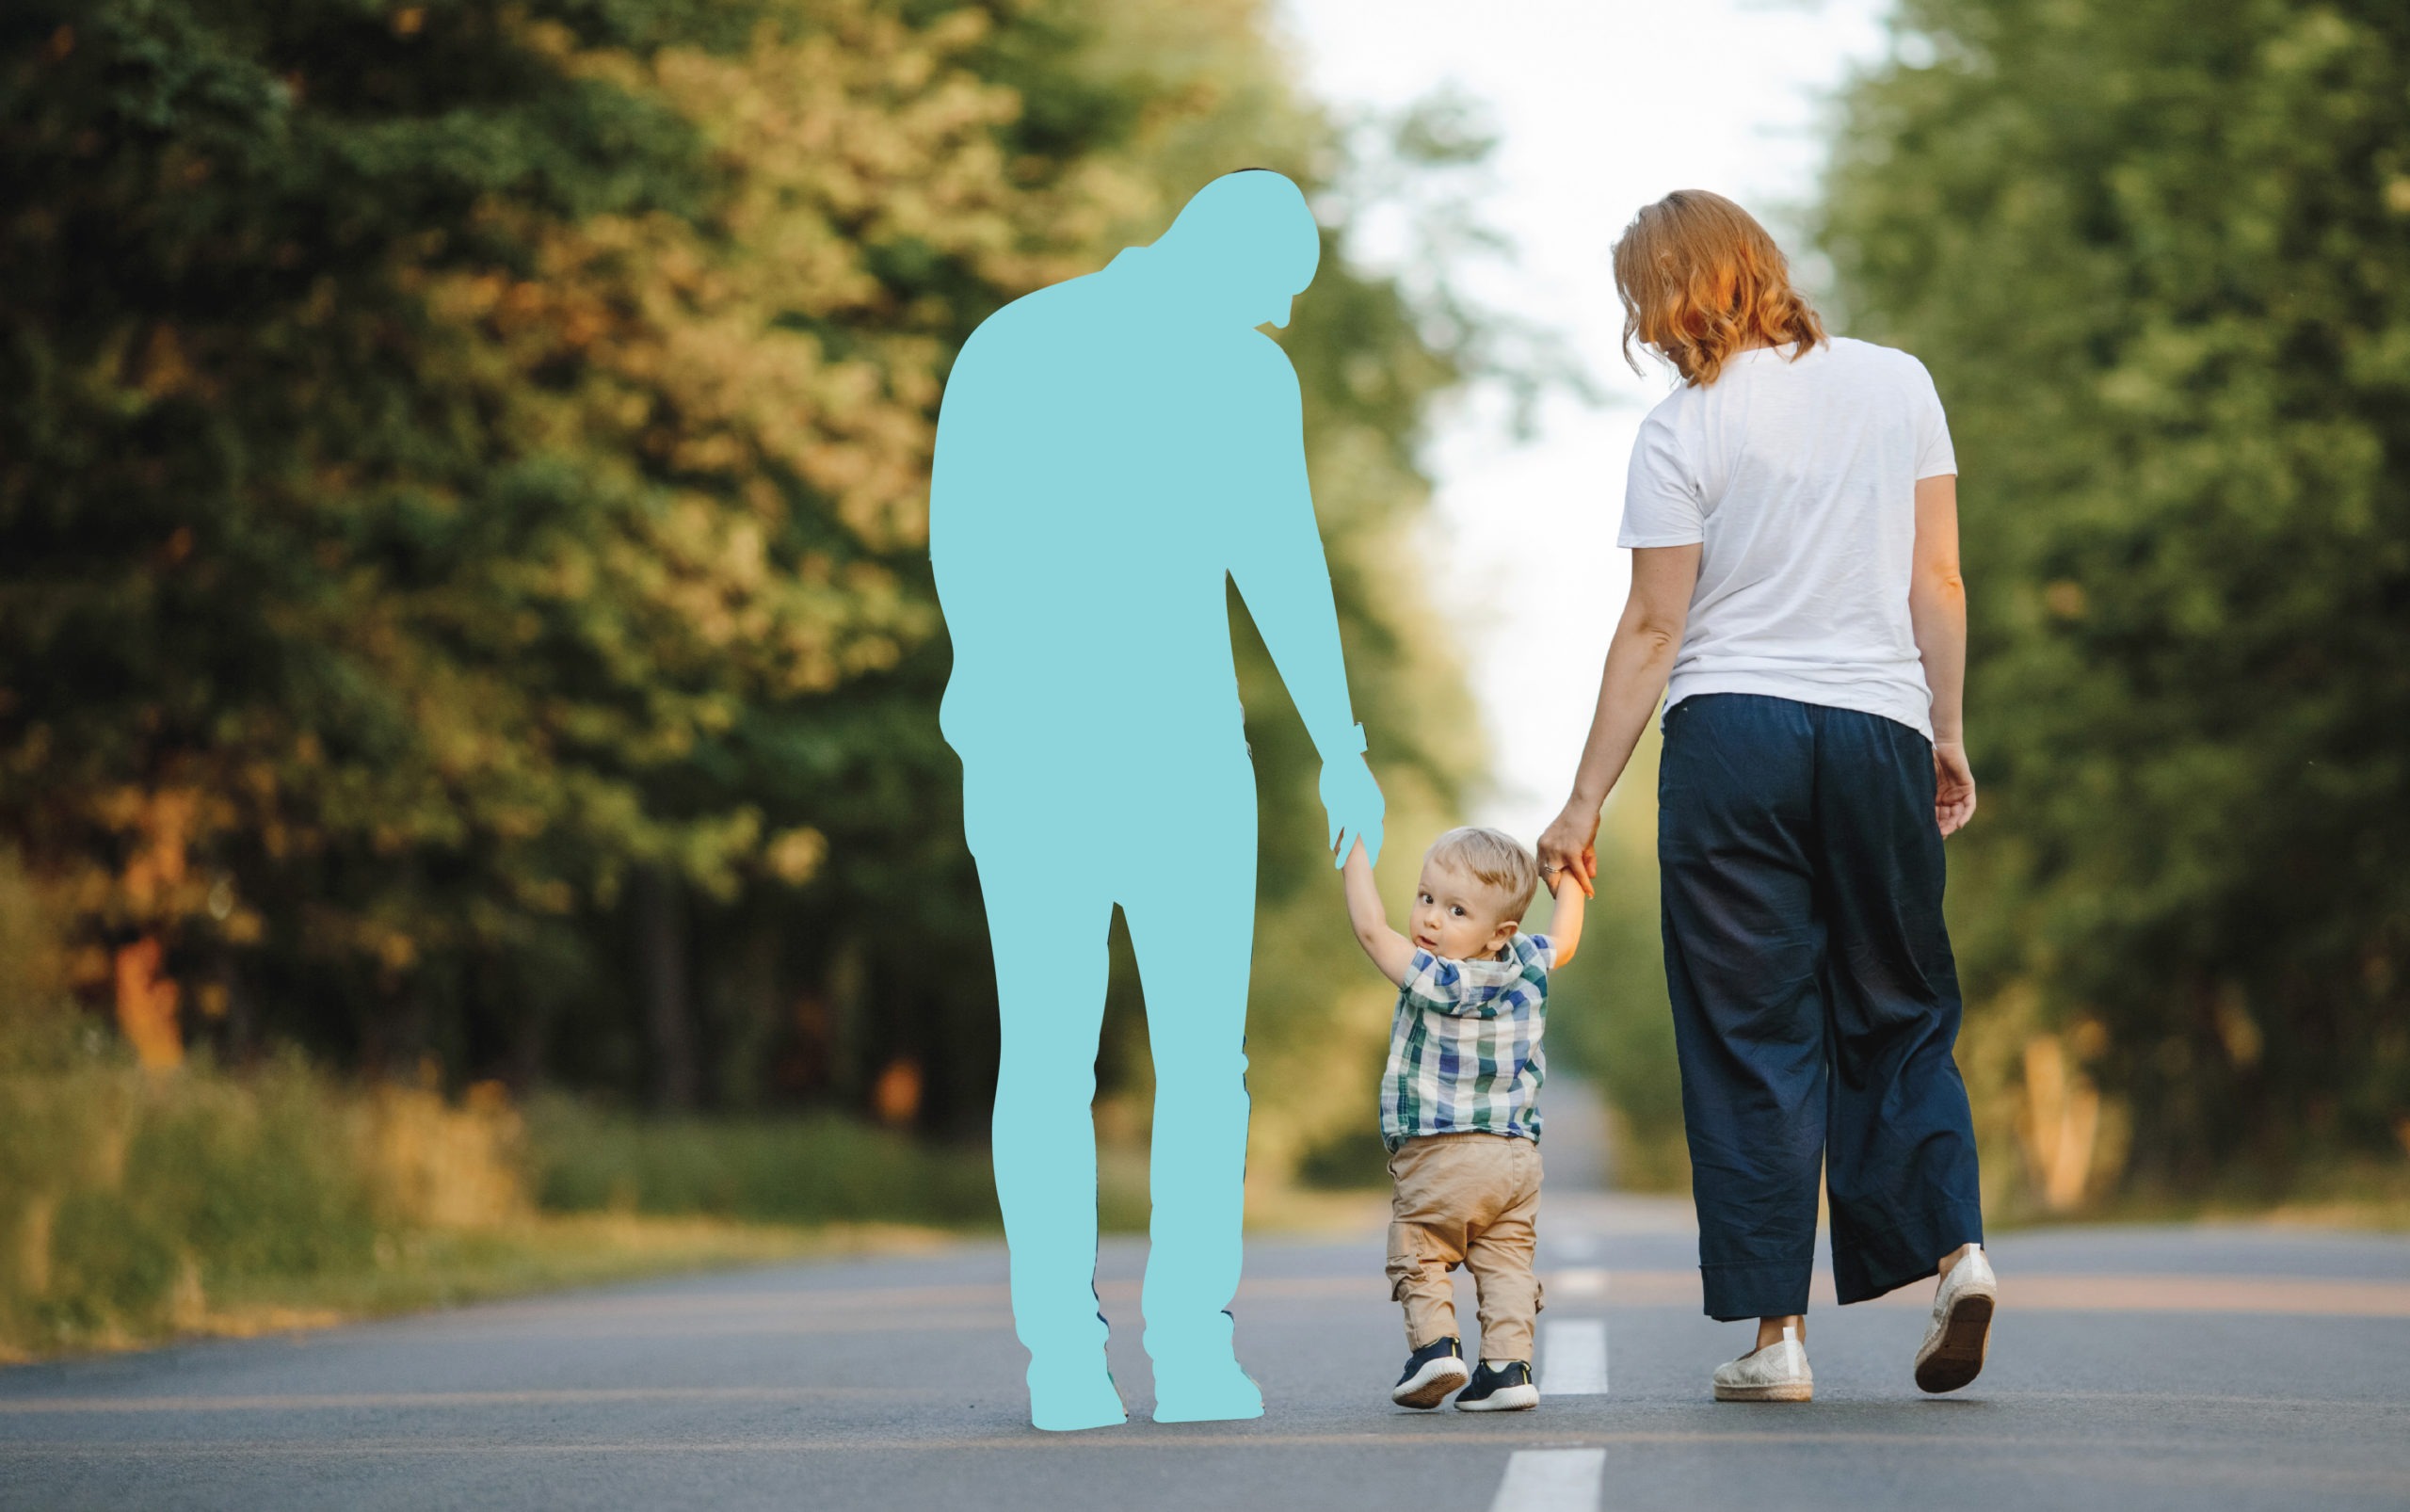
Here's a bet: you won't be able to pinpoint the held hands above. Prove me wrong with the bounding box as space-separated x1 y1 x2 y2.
1535 804 1599 900
1320 749 1386 869
1933 741 1977 836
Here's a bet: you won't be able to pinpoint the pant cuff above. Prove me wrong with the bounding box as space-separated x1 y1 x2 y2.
1833 1201 1986 1305
1404 1311 1459 1349
1699 1259 1812 1322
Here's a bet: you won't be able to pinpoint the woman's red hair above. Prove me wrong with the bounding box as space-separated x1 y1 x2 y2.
1613 190 1826 388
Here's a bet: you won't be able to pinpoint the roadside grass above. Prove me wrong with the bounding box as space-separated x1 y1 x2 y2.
0 1011 1359 1365
191 1214 953 1342
0 846 1026 1363
2052 1160 2410 1233
0 1050 999 1363
0 1059 1360 1366
524 1095 1004 1230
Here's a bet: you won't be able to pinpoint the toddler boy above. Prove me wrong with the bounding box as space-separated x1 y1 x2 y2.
1340 827 1583 1411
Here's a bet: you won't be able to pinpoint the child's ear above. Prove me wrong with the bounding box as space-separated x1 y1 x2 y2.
1487 919 1519 953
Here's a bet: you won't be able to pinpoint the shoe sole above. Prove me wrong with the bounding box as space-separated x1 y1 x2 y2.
1712 1381 1813 1403
1454 1384 1539 1412
1391 1363 1470 1409
1915 1288 1994 1393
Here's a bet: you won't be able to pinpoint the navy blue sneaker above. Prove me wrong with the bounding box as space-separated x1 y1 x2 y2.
1391 1336 1470 1408
1454 1359 1538 1412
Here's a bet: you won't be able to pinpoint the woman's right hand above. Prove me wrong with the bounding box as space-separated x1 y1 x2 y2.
1536 804 1601 898
1933 741 1977 836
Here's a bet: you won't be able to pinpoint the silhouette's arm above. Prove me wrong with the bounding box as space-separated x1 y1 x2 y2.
1229 346 1384 865
1229 355 1356 759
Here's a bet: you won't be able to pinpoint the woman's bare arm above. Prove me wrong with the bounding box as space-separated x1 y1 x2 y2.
1908 473 1976 835
1536 543 1703 894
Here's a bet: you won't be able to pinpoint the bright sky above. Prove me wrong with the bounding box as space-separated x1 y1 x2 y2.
1278 0 1891 837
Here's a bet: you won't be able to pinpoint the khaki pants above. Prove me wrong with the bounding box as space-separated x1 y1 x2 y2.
1385 1133 1544 1362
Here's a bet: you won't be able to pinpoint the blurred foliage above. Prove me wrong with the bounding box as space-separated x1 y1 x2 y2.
0 1054 376 1354
1820 0 2410 1199
0 0 1499 1175
0 849 996 1357
2 852 365 1352
524 1094 1010 1226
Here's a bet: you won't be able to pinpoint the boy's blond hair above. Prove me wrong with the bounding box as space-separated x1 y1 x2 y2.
1426 827 1541 922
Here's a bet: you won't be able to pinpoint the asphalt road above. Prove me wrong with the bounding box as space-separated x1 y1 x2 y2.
6 1100 2407 1512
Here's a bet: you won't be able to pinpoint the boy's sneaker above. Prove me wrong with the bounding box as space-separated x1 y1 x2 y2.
1914 1244 1998 1394
1391 1336 1470 1408
1453 1359 1538 1412
1711 1326 1812 1403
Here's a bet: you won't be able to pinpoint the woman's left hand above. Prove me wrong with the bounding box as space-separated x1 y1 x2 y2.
1536 805 1601 898
1933 741 1977 836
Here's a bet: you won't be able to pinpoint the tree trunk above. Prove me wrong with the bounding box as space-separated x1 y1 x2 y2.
632 865 698 1111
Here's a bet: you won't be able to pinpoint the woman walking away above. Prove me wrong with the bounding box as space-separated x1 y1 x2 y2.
1536 190 1996 1403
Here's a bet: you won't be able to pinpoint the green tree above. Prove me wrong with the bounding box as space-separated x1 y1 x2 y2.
1 0 1088 1088
1 0 1501 1165
1820 0 2410 1194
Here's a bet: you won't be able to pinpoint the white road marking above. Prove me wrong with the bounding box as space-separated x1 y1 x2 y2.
1542 1318 1610 1396
1489 1447 1607 1512
1550 1266 1610 1298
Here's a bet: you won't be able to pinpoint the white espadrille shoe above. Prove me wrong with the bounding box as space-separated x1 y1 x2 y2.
1914 1245 1997 1394
1711 1325 1812 1403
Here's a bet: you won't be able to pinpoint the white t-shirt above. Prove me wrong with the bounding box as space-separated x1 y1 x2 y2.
1616 336 1957 739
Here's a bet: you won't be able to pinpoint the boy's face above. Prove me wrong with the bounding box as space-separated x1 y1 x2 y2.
1409 857 1520 961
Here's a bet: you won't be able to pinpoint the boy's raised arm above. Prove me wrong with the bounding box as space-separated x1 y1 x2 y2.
1341 839 1415 988
1546 869 1586 969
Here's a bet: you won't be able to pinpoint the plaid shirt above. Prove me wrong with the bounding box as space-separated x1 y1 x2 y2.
1379 933 1553 1151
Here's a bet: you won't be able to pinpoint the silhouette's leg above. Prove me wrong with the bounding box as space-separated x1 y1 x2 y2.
1120 753 1262 1422
980 850 1124 1431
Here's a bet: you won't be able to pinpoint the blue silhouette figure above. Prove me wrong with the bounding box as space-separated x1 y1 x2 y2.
931 170 1385 1431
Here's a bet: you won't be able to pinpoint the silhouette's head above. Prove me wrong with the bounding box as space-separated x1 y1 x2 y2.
1149 169 1321 329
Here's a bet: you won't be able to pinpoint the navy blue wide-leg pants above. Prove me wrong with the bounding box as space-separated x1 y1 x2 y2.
1658 693 1984 1321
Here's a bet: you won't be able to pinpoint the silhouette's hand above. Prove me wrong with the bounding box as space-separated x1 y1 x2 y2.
1933 741 1977 836
1320 752 1386 869
1536 804 1600 899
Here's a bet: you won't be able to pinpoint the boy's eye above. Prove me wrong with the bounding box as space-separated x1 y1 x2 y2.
1450 905 1466 917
